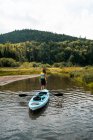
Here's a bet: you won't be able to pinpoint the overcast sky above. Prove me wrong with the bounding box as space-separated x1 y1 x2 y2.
0 0 93 39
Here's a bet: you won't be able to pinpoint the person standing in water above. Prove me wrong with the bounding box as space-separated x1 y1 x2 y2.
40 68 47 90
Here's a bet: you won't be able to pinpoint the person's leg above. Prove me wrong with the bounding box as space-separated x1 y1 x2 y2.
41 85 43 90
42 85 44 89
41 79 46 90
41 79 43 90
44 81 46 89
44 85 45 89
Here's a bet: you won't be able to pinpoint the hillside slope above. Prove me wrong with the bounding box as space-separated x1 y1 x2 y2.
0 29 78 43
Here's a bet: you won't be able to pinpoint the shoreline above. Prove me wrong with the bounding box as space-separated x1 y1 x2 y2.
0 74 40 86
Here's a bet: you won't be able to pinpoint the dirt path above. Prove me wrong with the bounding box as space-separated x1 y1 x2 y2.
0 75 40 86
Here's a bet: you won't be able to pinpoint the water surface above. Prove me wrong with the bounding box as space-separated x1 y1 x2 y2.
0 75 93 140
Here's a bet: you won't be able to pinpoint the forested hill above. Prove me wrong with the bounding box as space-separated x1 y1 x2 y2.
0 29 93 67
0 29 79 43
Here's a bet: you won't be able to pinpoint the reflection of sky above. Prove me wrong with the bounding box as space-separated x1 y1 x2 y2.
0 77 40 91
0 0 93 39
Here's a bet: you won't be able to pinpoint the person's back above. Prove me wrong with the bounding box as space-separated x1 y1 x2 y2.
40 72 45 79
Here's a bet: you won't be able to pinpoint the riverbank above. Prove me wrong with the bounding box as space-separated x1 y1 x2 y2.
0 67 41 76
0 67 93 92
0 67 82 86
48 67 93 93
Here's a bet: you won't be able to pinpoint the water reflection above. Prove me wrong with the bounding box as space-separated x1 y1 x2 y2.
19 101 27 107
47 75 73 90
28 102 49 120
0 75 77 92
0 77 40 91
0 75 93 140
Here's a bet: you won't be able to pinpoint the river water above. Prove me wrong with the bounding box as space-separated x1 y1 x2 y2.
0 75 93 140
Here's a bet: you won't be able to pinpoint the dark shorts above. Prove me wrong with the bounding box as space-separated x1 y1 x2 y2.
41 79 46 86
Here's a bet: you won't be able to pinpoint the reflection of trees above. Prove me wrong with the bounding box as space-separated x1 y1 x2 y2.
47 75 74 90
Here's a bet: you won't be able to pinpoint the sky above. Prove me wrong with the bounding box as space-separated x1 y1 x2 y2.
0 0 93 39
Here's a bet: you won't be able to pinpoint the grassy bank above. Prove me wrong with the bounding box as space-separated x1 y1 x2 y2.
68 66 93 92
0 66 93 92
0 67 41 76
48 66 93 92
0 66 82 76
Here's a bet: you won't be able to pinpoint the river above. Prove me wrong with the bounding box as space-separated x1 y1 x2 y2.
0 75 93 140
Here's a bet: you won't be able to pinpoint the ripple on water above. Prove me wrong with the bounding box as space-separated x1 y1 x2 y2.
0 87 93 140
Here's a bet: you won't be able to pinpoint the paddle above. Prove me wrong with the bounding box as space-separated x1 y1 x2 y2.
19 93 29 97
50 91 63 96
18 90 63 97
53 92 63 96
18 90 40 97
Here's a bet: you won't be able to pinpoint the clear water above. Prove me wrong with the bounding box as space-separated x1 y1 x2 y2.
0 75 93 140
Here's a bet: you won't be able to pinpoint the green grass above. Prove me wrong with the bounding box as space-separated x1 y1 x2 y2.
69 66 93 92
0 67 41 76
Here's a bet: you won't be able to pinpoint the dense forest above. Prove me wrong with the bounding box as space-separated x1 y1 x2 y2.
0 29 93 67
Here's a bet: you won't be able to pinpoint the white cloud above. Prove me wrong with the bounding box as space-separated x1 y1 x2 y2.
0 0 93 39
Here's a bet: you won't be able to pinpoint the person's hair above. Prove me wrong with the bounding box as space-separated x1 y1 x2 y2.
42 68 46 74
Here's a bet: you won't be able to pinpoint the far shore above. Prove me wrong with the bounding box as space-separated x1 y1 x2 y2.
0 67 93 92
0 74 40 86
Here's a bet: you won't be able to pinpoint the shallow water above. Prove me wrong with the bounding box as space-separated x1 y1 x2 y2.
0 75 93 140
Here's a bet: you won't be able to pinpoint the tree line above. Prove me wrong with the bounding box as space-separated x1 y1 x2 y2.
0 39 93 67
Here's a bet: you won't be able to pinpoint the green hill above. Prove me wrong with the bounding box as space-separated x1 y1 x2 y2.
0 29 93 67
0 29 78 43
